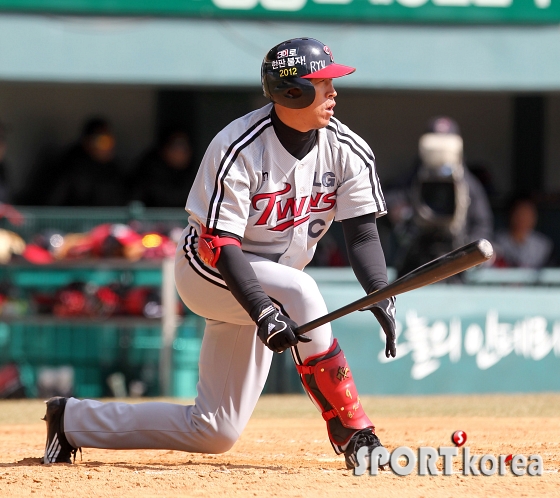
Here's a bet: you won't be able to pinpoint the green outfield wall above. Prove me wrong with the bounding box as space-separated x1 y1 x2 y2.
0 0 559 24
304 269 560 395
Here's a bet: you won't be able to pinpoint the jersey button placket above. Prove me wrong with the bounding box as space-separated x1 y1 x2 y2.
295 171 306 241
281 161 308 267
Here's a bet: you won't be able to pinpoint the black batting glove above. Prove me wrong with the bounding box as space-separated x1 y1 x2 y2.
256 305 311 353
361 296 397 358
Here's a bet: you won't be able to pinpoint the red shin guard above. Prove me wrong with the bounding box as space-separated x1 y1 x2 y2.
296 339 374 447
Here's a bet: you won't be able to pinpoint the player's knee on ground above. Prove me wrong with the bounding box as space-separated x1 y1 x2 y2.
190 419 240 454
199 434 238 454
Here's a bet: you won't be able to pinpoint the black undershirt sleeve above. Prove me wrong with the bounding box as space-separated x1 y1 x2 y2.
213 233 273 323
341 213 388 294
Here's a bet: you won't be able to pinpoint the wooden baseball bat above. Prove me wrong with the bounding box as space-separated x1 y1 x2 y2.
295 238 493 335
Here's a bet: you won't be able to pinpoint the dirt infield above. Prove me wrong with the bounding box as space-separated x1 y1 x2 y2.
1 394 559 497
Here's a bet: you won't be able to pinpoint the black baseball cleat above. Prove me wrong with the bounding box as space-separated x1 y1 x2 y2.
41 397 80 464
344 428 384 470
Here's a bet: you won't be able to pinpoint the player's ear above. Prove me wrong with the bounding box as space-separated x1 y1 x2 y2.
286 88 303 99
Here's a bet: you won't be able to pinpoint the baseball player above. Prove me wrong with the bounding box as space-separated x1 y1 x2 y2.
41 37 397 472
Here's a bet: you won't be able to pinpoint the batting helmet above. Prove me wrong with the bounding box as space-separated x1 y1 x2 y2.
261 37 355 110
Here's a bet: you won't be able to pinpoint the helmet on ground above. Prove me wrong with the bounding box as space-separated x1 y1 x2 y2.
261 37 355 110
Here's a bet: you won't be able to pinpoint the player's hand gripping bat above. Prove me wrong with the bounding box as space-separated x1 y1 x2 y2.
294 239 493 339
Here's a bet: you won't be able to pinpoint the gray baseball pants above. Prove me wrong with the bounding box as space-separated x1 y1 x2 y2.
64 243 333 453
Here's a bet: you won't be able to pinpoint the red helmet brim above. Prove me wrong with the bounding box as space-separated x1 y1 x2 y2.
301 63 356 79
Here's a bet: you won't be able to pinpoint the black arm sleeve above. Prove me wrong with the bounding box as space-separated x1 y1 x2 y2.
213 232 273 323
341 213 388 294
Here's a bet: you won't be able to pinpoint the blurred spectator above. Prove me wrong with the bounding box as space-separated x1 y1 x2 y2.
494 195 554 268
47 117 125 206
387 116 494 278
128 128 197 207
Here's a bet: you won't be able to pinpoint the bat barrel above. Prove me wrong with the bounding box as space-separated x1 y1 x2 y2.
295 239 493 335
388 238 493 296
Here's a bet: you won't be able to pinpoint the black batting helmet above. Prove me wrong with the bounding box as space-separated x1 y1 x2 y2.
261 37 355 110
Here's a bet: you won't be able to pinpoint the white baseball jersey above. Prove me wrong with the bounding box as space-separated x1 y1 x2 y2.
186 103 386 271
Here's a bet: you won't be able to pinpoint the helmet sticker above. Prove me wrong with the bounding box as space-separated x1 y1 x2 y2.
323 45 334 62
310 60 326 73
271 56 305 70
279 67 298 77
277 48 297 59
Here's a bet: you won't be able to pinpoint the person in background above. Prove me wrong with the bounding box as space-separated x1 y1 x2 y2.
387 116 494 278
128 128 196 208
47 117 125 206
494 195 554 268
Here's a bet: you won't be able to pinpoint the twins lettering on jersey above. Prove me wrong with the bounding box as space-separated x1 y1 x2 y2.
252 181 336 232
186 107 386 271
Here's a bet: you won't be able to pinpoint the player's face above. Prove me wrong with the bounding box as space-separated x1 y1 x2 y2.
162 133 192 170
306 78 337 130
510 201 537 235
84 131 116 164
275 78 337 133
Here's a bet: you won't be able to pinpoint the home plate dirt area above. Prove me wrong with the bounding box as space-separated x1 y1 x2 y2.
1 394 559 497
